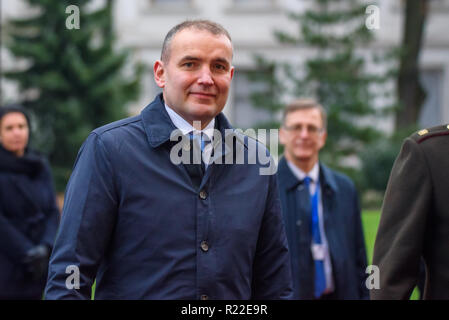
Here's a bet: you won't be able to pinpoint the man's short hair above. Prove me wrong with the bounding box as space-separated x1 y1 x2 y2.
281 98 327 130
161 20 232 62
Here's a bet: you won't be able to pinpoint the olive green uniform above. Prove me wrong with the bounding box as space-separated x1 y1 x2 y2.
371 124 449 300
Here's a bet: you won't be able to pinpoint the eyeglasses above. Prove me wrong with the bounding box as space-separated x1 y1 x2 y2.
282 124 324 135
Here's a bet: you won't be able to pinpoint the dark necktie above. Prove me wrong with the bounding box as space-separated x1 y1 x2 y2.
184 132 210 188
190 132 211 172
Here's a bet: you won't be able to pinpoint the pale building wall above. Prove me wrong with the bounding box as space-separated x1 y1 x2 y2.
2 0 449 129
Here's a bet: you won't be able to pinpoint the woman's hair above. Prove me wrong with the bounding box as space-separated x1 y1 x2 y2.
0 104 31 129
0 104 32 150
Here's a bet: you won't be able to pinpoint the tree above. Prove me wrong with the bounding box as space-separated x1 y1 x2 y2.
249 0 393 181
4 0 143 191
396 0 429 130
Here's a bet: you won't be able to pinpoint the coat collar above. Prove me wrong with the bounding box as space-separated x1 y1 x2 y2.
277 156 338 193
319 161 338 194
277 156 301 190
0 144 43 177
141 93 235 148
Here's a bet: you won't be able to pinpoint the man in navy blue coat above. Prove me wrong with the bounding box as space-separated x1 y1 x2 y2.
277 98 368 300
44 20 293 300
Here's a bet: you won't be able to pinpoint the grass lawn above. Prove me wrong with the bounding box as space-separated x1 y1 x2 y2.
362 210 420 300
361 210 381 265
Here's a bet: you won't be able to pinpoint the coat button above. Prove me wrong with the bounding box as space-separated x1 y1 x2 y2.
201 240 209 252
200 294 209 300
296 220 302 227
199 190 208 200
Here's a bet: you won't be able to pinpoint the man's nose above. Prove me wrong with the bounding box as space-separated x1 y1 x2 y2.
197 67 214 85
299 127 310 137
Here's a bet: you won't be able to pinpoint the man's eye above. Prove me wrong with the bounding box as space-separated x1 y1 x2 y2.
215 64 226 70
183 62 194 68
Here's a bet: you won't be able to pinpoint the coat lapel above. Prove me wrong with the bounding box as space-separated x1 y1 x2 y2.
319 163 340 274
8 174 41 213
278 157 315 298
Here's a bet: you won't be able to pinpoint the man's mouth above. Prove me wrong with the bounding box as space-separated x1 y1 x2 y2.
190 92 216 99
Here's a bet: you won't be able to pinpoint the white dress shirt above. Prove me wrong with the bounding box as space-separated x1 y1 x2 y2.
164 103 214 168
286 160 335 293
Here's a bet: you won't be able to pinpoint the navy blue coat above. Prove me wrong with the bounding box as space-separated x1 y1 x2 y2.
0 148 60 299
45 94 293 300
277 157 369 299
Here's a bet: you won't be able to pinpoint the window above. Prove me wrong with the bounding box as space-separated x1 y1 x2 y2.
147 0 197 14
151 0 190 5
226 0 279 14
418 69 444 128
233 0 271 4
231 70 275 129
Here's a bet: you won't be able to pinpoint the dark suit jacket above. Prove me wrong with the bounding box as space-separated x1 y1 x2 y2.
371 124 449 300
277 157 369 299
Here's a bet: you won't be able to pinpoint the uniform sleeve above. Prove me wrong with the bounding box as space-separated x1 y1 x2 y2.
352 187 369 299
371 138 430 299
251 173 294 299
44 133 118 299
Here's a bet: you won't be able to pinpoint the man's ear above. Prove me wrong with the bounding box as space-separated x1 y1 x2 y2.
154 60 165 88
318 130 327 150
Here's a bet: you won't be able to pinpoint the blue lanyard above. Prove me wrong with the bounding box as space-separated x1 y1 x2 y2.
310 179 322 244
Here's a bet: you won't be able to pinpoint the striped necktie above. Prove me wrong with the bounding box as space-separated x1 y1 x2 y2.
189 132 211 172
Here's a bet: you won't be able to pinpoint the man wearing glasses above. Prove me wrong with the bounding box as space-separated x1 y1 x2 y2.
277 98 369 299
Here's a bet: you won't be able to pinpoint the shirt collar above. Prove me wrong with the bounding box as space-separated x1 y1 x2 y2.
164 103 215 141
141 93 235 149
286 160 319 183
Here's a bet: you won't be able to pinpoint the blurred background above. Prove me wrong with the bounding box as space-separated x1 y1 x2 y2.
1 0 448 285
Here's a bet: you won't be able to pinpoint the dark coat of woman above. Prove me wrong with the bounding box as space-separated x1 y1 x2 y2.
0 145 60 299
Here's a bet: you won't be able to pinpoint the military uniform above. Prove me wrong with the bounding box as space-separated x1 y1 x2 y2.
370 124 449 300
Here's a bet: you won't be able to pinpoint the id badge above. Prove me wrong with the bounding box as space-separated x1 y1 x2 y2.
311 243 325 260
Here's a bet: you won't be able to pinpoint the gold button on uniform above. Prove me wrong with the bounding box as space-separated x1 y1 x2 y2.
201 240 209 252
200 294 209 300
418 129 428 136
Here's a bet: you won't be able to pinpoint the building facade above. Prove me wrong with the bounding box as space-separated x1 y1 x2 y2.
2 0 449 130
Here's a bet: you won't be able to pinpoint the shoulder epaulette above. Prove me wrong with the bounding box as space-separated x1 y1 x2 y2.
411 124 449 143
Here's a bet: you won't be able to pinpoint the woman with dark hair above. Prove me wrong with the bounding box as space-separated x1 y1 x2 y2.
0 105 59 299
